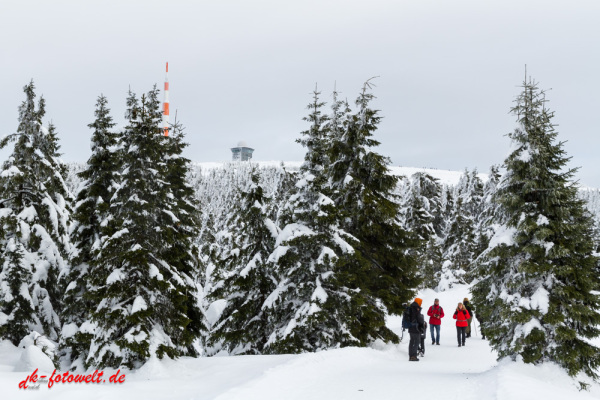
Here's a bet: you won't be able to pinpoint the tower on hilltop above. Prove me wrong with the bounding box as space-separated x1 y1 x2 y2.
231 141 254 161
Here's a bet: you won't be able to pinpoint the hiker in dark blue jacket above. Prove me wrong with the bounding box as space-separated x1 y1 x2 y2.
409 298 425 361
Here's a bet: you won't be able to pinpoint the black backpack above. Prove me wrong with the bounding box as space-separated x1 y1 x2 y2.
402 304 412 330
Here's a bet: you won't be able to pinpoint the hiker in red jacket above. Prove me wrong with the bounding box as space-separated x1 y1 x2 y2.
426 298 444 345
453 302 470 347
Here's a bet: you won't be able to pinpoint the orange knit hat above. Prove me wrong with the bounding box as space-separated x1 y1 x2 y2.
415 298 423 306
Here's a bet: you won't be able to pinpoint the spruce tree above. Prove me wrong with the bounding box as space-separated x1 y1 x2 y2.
198 213 218 290
160 120 206 355
440 170 484 288
402 172 440 243
61 95 120 367
459 169 484 218
439 196 475 289
209 169 278 354
436 185 455 236
0 223 33 344
473 165 501 259
264 88 367 352
471 77 600 380
401 172 443 289
85 87 201 368
0 81 72 344
328 80 421 319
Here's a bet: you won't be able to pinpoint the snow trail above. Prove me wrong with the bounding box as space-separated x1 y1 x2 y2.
0 285 598 399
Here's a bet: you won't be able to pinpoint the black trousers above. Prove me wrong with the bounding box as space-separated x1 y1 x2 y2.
409 332 420 357
457 326 466 345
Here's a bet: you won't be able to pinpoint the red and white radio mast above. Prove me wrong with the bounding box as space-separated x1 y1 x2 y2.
163 62 170 136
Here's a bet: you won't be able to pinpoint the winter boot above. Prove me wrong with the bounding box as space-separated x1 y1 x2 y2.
409 356 420 362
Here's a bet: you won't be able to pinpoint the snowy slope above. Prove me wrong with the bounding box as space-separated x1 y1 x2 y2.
2 284 598 399
188 161 488 186
390 165 488 186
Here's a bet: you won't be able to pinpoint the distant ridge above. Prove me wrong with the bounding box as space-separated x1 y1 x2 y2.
189 161 488 187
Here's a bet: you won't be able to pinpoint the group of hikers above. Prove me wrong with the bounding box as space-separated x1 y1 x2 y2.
405 297 483 362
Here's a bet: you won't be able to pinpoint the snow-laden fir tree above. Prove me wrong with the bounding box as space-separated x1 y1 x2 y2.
0 81 72 344
269 164 298 228
263 88 367 352
471 76 600 380
421 237 444 290
198 212 218 290
328 80 421 324
439 169 484 289
196 164 249 311
401 172 441 243
473 165 501 259
401 172 443 289
161 120 206 354
436 184 455 235
195 162 297 333
85 87 202 369
438 196 475 289
578 188 600 253
60 95 120 367
456 168 484 218
208 169 279 354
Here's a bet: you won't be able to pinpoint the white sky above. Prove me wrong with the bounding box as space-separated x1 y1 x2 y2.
1 0 599 186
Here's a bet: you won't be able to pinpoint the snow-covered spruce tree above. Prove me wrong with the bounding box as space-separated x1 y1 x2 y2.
208 169 278 354
402 172 441 243
401 172 443 289
328 80 421 323
439 169 484 288
0 81 72 344
161 120 206 354
198 212 218 290
196 163 297 331
263 88 367 352
269 165 298 228
473 165 501 260
421 237 444 290
438 196 475 290
60 95 120 367
578 188 600 253
436 184 455 236
85 87 201 369
456 168 484 219
471 77 600 380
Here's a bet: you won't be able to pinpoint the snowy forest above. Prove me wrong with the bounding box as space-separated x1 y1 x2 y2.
1 77 600 386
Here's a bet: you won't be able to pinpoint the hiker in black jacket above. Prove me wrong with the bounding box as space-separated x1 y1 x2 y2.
408 298 425 361
474 305 485 339
418 321 428 357
463 298 474 338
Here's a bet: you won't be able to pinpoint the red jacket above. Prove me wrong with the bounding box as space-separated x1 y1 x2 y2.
453 309 470 327
427 305 445 325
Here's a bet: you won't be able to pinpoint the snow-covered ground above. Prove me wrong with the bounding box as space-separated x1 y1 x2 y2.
2 284 598 399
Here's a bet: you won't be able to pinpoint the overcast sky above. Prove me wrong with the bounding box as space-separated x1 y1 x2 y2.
1 0 599 186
